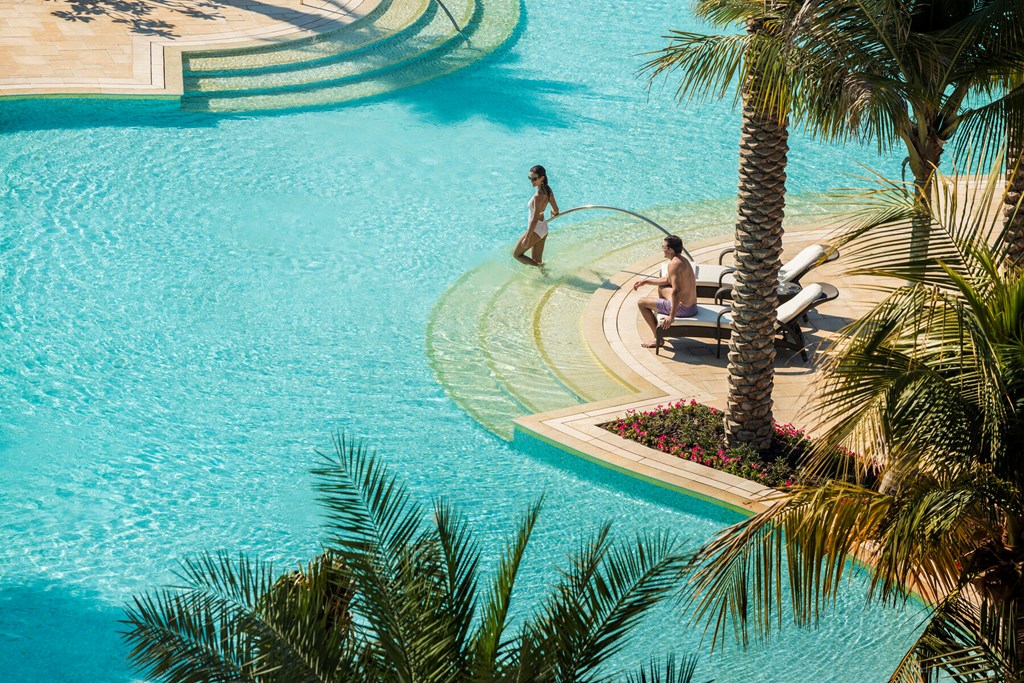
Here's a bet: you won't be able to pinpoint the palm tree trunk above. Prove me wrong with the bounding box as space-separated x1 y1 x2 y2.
1002 76 1024 270
724 20 788 452
1004 132 1024 269
910 168 934 268
906 136 942 269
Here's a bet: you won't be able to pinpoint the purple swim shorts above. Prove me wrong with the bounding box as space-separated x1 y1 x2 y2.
656 299 698 319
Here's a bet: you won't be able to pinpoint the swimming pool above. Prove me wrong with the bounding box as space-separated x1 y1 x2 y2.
0 0 922 680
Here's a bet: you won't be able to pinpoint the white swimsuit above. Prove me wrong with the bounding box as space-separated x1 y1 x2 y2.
528 192 549 239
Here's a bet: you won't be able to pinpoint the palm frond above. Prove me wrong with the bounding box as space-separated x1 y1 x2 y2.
814 168 1024 482
827 167 1008 287
313 436 425 561
124 585 261 681
643 32 751 105
951 84 1024 179
811 282 1021 487
470 498 542 680
312 437 449 679
695 0 785 26
625 654 709 683
530 525 689 680
256 551 363 681
867 473 1004 603
123 551 345 683
126 439 700 682
433 497 481 668
812 287 989 464
889 590 1024 683
685 483 892 647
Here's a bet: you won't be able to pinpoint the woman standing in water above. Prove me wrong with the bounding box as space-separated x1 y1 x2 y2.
513 165 559 267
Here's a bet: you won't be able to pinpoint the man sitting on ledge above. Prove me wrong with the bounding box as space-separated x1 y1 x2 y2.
632 235 697 350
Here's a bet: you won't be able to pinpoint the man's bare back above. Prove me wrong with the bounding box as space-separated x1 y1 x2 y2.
662 255 697 311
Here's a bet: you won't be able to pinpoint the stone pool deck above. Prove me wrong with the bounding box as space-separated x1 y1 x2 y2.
515 222 886 515
0 0 378 96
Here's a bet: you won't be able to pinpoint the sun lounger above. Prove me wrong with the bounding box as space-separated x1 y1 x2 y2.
654 283 839 360
676 244 839 298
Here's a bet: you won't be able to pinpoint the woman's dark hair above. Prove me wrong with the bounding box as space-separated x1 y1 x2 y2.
531 165 551 197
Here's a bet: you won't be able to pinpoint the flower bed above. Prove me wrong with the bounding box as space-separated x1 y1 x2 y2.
601 400 822 488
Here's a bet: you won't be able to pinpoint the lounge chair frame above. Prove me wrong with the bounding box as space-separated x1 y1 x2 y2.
655 283 839 361
693 245 839 299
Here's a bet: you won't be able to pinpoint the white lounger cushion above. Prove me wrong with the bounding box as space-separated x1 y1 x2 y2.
656 283 824 329
778 245 826 283
658 244 828 287
657 304 732 328
693 263 735 287
776 283 823 324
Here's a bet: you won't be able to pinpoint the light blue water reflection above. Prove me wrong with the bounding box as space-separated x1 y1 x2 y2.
0 0 919 680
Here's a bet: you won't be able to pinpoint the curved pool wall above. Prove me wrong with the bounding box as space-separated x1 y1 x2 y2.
0 0 920 680
426 193 843 440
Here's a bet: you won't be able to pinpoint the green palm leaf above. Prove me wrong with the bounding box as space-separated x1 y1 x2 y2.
127 439 700 682
529 524 690 681
889 591 1022 683
685 483 893 647
433 497 481 671
123 551 355 683
312 438 450 678
625 655 710 683
469 498 542 681
312 436 424 563
735 165 1024 679
827 168 1009 286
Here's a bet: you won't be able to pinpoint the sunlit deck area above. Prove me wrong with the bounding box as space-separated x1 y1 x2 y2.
515 222 889 513
0 0 376 96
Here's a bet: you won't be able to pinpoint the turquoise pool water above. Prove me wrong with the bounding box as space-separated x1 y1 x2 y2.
0 1 923 680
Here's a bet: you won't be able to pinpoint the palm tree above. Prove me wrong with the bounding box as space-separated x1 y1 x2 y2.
646 0 1024 449
647 1 796 451
123 438 705 682
786 0 1024 254
681 169 1024 681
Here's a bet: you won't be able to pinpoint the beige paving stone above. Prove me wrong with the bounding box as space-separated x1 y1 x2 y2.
0 0 380 96
548 423 594 443
564 421 617 440
637 458 731 490
584 441 643 463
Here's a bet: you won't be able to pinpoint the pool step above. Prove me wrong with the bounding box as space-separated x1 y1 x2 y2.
481 274 587 415
426 212 683 440
181 0 519 112
426 197 838 440
183 0 455 94
182 0 429 74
